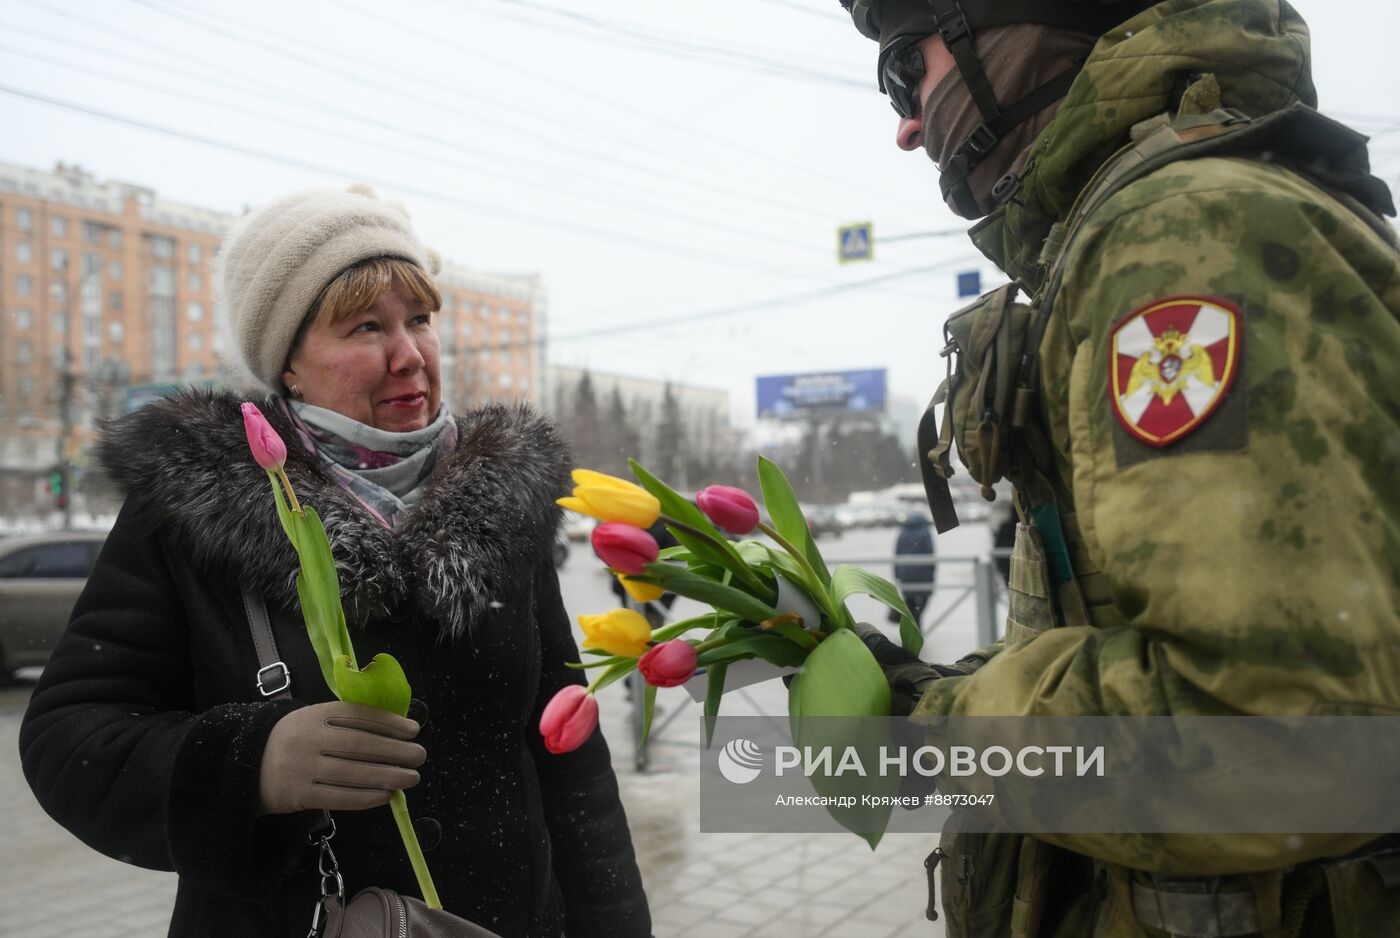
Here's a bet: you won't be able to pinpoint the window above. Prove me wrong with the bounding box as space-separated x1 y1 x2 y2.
53 312 66 335
0 542 93 579
109 290 123 312
107 228 122 249
108 260 122 281
50 215 67 237
462 322 473 337
150 235 175 259
16 340 31 363
109 321 123 343
149 266 174 294
84 253 102 276
15 241 32 263
187 301 203 322
18 376 32 400
51 281 68 304
187 242 202 263
501 374 514 389
16 274 32 295
85 346 99 371
187 271 202 293
188 330 203 351
51 247 68 271
16 208 32 231
15 308 32 329
83 221 101 244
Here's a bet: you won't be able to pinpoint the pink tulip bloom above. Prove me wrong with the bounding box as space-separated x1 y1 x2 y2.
538 684 599 754
241 402 287 471
638 640 698 688
591 522 660 576
696 485 760 535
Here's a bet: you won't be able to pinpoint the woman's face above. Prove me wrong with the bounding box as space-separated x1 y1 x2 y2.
282 280 442 432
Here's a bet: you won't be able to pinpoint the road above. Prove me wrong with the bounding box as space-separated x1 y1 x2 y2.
1 523 992 936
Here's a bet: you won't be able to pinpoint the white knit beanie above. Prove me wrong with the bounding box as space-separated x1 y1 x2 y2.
217 184 442 391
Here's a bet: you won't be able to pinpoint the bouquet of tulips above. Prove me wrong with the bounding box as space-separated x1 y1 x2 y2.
538 457 922 845
241 403 441 907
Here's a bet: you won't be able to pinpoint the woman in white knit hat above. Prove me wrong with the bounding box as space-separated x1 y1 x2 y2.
20 185 653 938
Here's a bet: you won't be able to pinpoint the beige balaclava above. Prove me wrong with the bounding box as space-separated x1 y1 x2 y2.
922 23 1098 217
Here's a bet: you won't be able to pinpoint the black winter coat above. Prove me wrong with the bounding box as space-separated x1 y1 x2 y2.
19 390 652 938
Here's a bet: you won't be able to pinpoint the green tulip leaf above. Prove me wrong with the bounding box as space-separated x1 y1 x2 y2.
638 563 777 624
591 659 637 694
639 682 658 748
787 628 894 848
703 661 727 748
829 565 924 656
332 653 412 716
757 456 831 587
656 545 694 562
649 613 721 643
695 634 806 669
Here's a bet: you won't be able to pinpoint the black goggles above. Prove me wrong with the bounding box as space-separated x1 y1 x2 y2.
878 33 927 119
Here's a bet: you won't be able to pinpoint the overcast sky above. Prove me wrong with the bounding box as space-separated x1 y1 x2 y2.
3 0 1397 432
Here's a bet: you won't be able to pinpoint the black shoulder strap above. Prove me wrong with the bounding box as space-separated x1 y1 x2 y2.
241 586 292 700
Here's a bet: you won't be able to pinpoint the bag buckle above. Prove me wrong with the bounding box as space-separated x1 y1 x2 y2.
306 819 344 938
256 661 291 697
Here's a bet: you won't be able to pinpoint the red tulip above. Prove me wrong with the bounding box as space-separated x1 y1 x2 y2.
538 684 599 754
638 640 698 688
696 485 759 535
241 402 287 471
591 522 659 576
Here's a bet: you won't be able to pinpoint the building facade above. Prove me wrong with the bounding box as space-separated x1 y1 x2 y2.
0 161 544 518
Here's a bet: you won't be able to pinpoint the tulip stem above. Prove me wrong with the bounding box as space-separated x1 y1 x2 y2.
756 522 844 626
390 789 441 909
659 515 774 598
274 466 304 516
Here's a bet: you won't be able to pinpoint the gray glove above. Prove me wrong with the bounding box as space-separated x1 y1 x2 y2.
854 623 964 717
257 701 426 816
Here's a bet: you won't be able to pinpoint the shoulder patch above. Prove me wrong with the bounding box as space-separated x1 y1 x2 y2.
1109 296 1242 447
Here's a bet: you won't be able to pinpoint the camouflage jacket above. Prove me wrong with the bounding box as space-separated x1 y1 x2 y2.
913 0 1400 875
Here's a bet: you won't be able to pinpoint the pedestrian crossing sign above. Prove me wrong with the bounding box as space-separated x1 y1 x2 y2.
837 222 873 263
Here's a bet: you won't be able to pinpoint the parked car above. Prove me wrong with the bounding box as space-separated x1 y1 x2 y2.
0 530 107 678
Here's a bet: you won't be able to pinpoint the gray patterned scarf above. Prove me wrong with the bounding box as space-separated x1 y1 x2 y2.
280 398 458 529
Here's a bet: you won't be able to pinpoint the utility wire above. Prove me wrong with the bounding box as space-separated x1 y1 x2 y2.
122 0 898 228
469 259 959 352
0 82 954 296
334 0 926 220
752 0 849 22
0 42 835 257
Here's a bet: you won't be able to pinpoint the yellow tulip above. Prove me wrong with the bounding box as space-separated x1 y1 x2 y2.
617 573 665 604
557 469 661 528
579 608 652 658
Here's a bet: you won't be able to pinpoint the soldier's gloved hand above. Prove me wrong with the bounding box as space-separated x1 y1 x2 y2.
257 701 426 816
854 622 963 717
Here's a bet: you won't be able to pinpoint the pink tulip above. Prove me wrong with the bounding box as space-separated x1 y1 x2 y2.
696 485 759 535
591 523 659 576
638 640 698 688
241 402 287 471
538 684 599 754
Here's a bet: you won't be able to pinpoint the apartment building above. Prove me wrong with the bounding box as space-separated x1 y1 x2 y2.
0 161 544 514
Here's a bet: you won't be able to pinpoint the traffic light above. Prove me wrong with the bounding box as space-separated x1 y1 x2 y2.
49 466 67 509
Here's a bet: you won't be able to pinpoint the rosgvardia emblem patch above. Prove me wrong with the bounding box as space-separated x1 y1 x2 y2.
1109 296 1242 447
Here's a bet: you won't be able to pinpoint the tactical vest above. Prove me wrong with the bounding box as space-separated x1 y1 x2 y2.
918 97 1400 938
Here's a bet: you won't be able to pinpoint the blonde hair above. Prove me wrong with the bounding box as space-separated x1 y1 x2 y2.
309 256 441 330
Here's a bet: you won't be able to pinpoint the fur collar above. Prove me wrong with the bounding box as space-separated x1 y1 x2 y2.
98 389 571 639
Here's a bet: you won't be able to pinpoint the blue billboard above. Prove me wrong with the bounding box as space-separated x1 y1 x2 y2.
756 369 887 420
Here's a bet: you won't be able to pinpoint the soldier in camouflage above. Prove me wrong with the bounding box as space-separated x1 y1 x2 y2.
840 0 1400 935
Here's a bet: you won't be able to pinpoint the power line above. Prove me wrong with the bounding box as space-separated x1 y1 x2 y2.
121 0 900 229
752 0 849 22
0 82 956 297
333 0 927 221
472 259 966 352
0 42 834 257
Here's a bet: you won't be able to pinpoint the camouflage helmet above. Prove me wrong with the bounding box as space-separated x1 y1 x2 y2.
840 0 1159 216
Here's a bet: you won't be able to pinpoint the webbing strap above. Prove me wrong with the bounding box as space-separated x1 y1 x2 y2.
1131 882 1261 937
